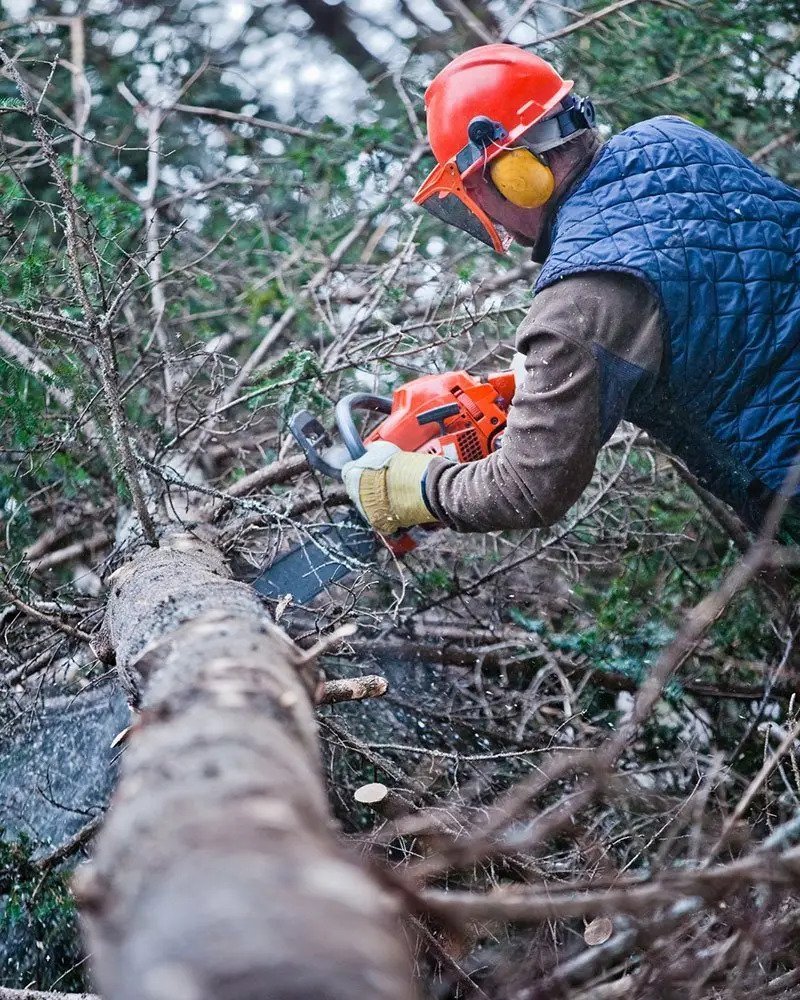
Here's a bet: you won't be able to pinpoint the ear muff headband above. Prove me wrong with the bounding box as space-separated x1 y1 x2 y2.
488 147 555 209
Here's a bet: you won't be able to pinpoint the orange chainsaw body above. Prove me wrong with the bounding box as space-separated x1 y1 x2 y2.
364 369 516 555
365 369 516 461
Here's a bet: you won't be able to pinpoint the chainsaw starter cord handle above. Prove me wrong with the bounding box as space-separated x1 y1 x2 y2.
335 393 392 460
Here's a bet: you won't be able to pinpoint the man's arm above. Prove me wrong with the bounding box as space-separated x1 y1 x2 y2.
423 272 663 531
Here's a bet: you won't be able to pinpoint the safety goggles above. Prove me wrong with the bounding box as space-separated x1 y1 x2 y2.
414 96 595 254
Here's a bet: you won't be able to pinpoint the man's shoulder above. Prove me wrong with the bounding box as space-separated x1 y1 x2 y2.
573 116 742 196
606 115 717 153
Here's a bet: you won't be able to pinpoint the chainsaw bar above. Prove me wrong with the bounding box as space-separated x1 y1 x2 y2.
251 517 376 604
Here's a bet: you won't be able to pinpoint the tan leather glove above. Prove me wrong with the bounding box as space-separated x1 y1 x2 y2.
341 441 438 534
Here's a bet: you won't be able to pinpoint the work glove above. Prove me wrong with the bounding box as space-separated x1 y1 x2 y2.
341 441 438 534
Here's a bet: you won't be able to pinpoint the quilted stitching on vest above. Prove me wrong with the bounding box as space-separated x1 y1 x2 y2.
537 116 800 525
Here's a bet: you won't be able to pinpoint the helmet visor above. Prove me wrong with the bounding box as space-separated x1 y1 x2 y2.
413 160 510 254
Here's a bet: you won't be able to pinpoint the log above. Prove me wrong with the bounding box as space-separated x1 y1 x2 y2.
78 530 415 1000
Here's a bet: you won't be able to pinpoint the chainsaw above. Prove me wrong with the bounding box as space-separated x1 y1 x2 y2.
251 368 516 603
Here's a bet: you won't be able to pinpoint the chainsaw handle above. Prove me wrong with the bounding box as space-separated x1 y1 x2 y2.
335 393 392 460
289 409 345 481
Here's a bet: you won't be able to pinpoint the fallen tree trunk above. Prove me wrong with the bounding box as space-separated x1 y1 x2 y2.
76 530 415 1000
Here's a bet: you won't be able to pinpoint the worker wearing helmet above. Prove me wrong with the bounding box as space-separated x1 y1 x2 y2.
343 44 800 541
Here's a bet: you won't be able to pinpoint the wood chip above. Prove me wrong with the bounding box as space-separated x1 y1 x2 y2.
110 724 133 749
274 593 292 622
354 782 389 805
584 916 613 946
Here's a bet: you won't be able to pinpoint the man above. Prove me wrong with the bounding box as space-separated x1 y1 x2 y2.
342 44 800 542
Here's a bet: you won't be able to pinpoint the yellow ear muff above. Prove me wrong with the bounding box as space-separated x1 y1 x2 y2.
489 147 555 209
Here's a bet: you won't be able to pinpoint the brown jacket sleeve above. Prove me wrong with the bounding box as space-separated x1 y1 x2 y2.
423 271 663 532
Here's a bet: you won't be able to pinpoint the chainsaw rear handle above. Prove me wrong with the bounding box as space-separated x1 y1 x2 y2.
335 393 392 460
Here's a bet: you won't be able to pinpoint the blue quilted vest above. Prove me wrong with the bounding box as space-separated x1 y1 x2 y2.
537 116 800 531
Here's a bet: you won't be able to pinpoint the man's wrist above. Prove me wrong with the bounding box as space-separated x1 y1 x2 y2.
420 468 436 517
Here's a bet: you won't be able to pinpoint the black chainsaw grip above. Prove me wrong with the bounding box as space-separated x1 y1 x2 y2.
335 393 392 460
288 410 345 480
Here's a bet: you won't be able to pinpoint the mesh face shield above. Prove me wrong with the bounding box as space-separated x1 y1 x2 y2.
413 160 511 253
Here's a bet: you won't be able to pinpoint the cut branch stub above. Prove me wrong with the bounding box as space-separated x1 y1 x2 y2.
354 783 417 821
80 530 416 1000
318 674 389 705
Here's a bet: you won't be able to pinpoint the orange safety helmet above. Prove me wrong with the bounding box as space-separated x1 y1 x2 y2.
413 45 595 253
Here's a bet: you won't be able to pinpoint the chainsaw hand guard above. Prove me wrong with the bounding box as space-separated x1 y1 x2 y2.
288 410 345 481
335 394 393 461
289 395 393 481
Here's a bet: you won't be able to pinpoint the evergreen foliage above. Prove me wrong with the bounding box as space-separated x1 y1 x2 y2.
0 834 84 992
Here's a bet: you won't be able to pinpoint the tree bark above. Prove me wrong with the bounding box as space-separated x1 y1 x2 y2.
77 530 415 1000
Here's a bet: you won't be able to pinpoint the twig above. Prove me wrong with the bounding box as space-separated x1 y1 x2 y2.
170 101 325 141
116 86 176 436
412 917 490 999
667 455 751 553
0 580 95 645
500 0 541 41
441 0 494 44
319 716 427 794
67 16 88 187
35 814 103 872
421 842 800 924
27 529 111 573
530 0 648 46
0 326 102 445
190 141 425 459
709 717 800 860
751 129 797 163
529 898 702 998
354 782 416 819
